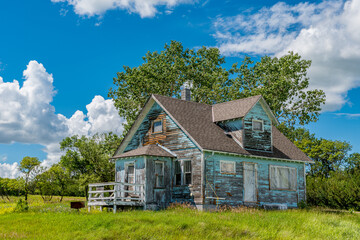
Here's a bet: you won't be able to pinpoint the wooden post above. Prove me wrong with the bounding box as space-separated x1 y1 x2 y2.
100 206 103 212
113 205 117 213
88 206 91 212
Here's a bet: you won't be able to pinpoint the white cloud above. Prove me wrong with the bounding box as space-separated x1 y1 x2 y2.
213 0 360 111
51 0 192 18
0 162 19 179
335 113 360 118
0 61 125 178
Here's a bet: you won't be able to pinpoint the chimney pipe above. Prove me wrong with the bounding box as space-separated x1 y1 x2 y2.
181 81 191 101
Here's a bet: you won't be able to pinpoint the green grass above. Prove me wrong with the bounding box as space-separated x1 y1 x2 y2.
0 196 360 240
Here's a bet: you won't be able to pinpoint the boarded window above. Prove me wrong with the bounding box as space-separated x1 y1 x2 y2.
269 165 297 191
152 120 163 133
220 161 236 174
184 160 192 185
155 162 164 187
252 120 263 131
174 161 181 186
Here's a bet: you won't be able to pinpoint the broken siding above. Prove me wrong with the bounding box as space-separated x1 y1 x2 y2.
204 152 305 207
163 115 202 204
243 101 272 151
121 102 203 205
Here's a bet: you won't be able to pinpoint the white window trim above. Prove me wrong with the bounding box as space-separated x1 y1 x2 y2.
155 161 165 188
220 160 236 174
183 160 192 185
173 160 182 186
269 165 297 191
152 119 163 133
252 119 264 132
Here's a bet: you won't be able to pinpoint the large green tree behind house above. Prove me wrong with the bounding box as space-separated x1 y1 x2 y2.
109 41 325 133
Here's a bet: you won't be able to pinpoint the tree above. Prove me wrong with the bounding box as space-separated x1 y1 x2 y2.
18 156 41 201
287 127 353 178
109 41 326 134
227 53 326 127
59 132 122 198
48 164 72 202
35 168 56 202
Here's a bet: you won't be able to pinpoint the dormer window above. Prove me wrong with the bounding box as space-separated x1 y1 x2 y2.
152 119 163 133
252 119 263 131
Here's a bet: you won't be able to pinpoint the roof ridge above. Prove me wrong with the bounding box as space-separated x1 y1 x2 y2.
212 95 262 107
152 94 212 108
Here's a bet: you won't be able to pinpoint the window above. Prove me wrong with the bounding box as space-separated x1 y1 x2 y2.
174 161 181 186
252 119 263 131
126 164 135 184
155 161 164 187
220 161 236 174
269 165 297 191
184 160 192 185
152 120 163 133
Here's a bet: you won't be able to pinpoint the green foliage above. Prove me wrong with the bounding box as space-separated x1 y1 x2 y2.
13 198 28 212
307 172 360 211
59 132 122 197
109 41 325 134
19 156 41 201
0 178 24 199
227 52 325 127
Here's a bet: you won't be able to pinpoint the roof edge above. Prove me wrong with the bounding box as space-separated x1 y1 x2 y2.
203 149 314 164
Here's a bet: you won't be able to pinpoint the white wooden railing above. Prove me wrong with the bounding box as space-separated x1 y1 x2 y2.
88 182 145 207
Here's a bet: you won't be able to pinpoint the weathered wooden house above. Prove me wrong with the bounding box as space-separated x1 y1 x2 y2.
88 89 312 212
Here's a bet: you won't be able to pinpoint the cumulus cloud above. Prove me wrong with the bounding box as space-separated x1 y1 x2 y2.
51 0 192 18
0 162 19 179
213 0 360 111
0 61 125 178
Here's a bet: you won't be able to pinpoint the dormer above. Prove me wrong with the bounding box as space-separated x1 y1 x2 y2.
213 95 278 152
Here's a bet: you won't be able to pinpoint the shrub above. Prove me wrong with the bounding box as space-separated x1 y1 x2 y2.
13 199 29 212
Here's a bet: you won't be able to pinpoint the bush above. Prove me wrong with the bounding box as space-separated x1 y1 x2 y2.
14 199 29 212
307 172 360 211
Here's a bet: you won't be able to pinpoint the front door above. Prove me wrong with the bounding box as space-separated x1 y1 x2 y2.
243 162 257 202
125 164 135 196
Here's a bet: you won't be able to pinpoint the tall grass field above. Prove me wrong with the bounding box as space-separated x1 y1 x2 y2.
1 195 360 240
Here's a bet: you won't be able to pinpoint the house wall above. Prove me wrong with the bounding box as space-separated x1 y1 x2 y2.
121 102 203 205
243 101 272 151
204 152 306 208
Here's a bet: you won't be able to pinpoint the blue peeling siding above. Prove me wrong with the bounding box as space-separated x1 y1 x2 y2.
243 101 272 151
204 152 305 208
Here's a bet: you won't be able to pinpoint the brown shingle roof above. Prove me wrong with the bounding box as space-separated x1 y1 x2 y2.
153 94 311 162
212 95 262 122
112 144 176 159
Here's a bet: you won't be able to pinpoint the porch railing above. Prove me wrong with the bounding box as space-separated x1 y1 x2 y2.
88 182 145 207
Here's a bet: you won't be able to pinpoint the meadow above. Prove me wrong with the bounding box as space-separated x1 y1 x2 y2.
0 195 359 240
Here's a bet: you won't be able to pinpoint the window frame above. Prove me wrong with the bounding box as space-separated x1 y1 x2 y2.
269 165 297 191
183 160 192 186
152 119 163 134
252 119 264 132
154 161 165 188
174 160 182 186
220 160 236 175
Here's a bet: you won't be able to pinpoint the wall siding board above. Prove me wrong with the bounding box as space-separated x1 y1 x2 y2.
243 102 272 151
204 152 305 207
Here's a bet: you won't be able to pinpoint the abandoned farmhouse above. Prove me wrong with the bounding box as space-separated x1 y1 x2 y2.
88 89 312 211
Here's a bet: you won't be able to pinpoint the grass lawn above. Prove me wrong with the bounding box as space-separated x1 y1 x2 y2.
0 196 359 240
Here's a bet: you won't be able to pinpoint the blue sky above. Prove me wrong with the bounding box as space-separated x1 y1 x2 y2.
1 0 360 177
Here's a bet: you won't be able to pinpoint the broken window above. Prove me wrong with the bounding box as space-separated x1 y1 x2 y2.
152 120 163 133
126 164 135 184
174 161 181 186
220 161 236 174
269 165 297 191
252 119 263 131
155 161 164 187
184 160 192 185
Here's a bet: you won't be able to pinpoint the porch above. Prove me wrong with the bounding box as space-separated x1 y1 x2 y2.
87 182 145 213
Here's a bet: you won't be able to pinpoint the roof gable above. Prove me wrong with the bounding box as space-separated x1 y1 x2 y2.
112 144 176 159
